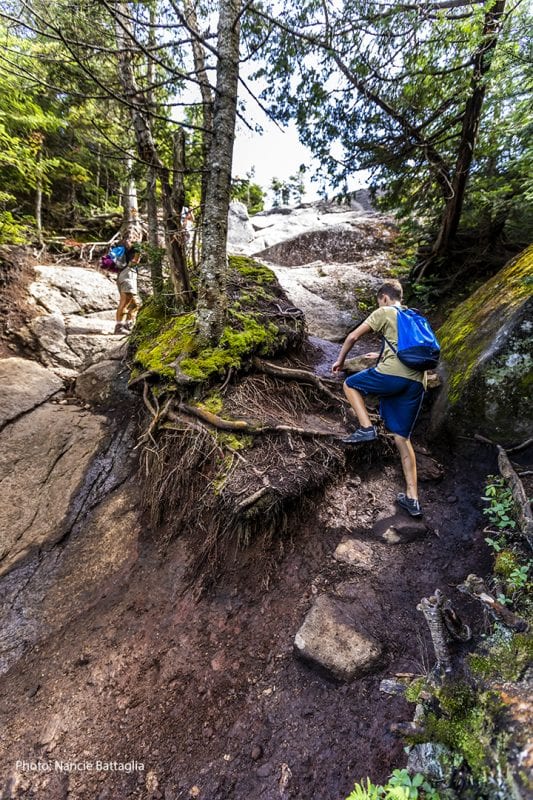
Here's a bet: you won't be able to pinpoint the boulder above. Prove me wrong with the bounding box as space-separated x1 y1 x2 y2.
0 358 63 430
30 265 117 314
254 224 392 267
270 262 381 340
0 404 108 576
294 594 383 681
435 245 533 445
75 359 131 406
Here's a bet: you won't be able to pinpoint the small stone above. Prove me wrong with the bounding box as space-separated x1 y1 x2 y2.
334 538 375 568
294 594 383 681
251 745 263 761
446 495 458 504
256 763 272 778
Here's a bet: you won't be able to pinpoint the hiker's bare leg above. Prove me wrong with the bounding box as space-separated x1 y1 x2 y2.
116 292 129 322
125 294 140 322
393 434 418 500
343 384 372 428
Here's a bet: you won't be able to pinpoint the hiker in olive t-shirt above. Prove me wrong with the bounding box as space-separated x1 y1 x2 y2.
332 279 426 517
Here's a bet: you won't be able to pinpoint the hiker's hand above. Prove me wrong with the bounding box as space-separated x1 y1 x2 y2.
365 352 380 359
332 360 344 373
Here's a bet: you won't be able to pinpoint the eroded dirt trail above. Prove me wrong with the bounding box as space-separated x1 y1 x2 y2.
0 251 494 800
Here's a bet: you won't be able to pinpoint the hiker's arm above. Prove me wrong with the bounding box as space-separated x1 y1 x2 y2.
332 322 372 372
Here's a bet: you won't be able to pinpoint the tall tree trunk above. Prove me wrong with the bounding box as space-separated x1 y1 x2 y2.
122 156 143 240
114 1 191 304
197 0 241 343
145 3 163 296
418 0 506 276
184 0 214 218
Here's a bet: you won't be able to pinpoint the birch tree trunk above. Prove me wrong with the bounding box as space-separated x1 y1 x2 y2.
122 156 143 240
197 0 241 343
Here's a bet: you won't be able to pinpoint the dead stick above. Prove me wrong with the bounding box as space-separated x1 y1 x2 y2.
458 574 529 632
417 590 452 674
506 437 533 454
497 445 533 547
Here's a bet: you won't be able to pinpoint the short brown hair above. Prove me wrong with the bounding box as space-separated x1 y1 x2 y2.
377 280 403 302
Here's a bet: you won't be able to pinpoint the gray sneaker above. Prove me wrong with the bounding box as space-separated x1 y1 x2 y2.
396 492 423 517
341 426 378 444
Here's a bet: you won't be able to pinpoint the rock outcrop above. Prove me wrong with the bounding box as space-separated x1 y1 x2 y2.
0 357 63 430
25 265 125 378
435 245 533 445
227 200 397 340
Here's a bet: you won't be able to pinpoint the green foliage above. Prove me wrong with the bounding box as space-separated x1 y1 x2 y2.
346 770 441 800
482 476 517 533
231 172 265 214
251 0 532 247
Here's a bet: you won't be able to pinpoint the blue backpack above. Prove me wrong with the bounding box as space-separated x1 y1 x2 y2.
383 307 440 371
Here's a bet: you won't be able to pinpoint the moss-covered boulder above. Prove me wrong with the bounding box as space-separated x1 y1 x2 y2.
130 256 305 387
434 245 533 444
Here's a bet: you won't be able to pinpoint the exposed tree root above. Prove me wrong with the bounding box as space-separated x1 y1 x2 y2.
171 403 341 439
252 357 345 408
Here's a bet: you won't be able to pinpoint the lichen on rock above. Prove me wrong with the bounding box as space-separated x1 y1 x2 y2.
434 245 533 444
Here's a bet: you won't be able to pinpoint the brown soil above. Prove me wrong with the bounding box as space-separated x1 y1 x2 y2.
0 354 495 800
0 246 37 358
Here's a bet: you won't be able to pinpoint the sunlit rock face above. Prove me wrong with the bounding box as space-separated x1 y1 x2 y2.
434 245 533 445
228 199 397 340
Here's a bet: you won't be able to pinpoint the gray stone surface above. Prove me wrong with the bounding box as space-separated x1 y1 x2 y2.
294 594 383 681
226 200 396 340
227 201 255 250
0 404 108 576
333 538 376 569
75 359 130 406
0 358 63 430
30 265 117 314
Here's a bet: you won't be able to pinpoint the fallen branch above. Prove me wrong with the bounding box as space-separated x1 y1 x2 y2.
172 404 340 439
458 574 529 632
235 486 273 513
497 445 533 547
506 437 533 454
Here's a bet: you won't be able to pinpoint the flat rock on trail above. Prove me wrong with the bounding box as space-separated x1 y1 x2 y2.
0 257 494 800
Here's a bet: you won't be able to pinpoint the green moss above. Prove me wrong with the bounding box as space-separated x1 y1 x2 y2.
494 549 520 579
404 677 428 703
134 309 196 380
422 691 503 780
468 630 533 682
438 245 533 404
132 258 288 384
217 432 253 451
229 254 277 285
196 391 223 415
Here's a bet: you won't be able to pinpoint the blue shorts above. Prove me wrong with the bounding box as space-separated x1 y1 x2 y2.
345 368 424 439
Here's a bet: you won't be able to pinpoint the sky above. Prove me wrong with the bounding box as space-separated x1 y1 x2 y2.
231 76 368 205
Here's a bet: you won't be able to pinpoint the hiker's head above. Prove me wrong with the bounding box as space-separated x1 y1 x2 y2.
377 280 403 306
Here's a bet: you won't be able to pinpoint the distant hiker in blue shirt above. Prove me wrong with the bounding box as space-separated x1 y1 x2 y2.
332 280 429 517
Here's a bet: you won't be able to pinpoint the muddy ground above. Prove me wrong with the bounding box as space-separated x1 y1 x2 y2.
0 378 495 800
